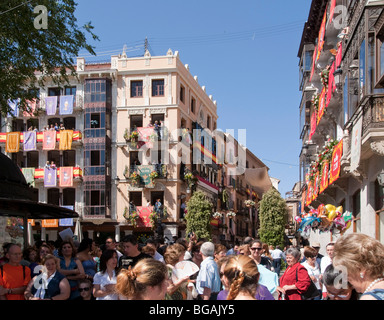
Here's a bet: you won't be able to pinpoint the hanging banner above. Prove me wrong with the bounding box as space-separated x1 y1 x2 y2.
42 219 59 228
306 181 313 206
59 218 74 227
301 189 306 212
6 132 20 153
350 116 363 172
22 168 36 187
44 167 57 187
329 140 343 185
313 171 320 200
59 130 73 150
309 112 317 141
28 219 35 226
319 161 329 194
43 130 56 150
310 45 318 82
136 206 153 228
45 96 58 115
329 0 336 24
317 87 326 124
137 127 155 149
326 62 335 107
23 100 36 117
59 167 73 187
316 8 327 62
59 95 74 115
335 42 343 69
23 131 37 151
137 165 155 188
7 99 20 117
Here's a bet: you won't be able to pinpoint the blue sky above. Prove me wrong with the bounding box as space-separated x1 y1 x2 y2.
75 0 311 197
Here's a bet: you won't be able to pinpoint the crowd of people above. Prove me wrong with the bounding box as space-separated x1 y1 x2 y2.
0 232 383 300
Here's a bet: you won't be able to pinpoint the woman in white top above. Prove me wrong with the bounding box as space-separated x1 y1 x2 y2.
301 246 322 299
93 249 119 300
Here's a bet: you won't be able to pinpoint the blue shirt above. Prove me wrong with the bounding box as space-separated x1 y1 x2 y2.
257 263 279 294
196 257 221 295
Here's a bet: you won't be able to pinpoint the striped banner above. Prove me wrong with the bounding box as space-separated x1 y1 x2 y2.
0 131 82 143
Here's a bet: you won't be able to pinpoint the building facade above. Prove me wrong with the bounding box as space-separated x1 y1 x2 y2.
298 0 384 246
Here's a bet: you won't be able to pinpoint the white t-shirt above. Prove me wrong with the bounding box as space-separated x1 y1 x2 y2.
93 270 118 300
270 249 283 260
320 256 332 293
301 261 322 290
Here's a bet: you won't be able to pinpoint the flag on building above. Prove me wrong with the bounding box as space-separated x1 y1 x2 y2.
329 140 343 185
59 167 73 187
6 132 20 153
44 167 57 187
59 130 73 150
45 96 58 115
59 95 74 115
23 131 37 151
43 130 56 150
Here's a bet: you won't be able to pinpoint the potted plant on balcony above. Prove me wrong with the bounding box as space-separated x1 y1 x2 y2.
227 211 236 219
149 210 159 231
130 130 139 141
184 172 198 187
244 200 255 207
149 170 159 183
123 165 130 179
129 171 140 186
213 212 223 219
123 128 130 142
123 206 139 227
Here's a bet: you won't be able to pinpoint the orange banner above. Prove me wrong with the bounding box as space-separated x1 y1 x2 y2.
5 132 20 153
28 219 35 226
42 219 59 228
313 171 320 200
59 167 73 187
319 161 329 194
316 8 327 62
329 140 343 185
317 87 326 124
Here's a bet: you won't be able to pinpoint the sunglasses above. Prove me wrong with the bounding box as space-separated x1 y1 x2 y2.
250 247 263 251
327 293 350 299
79 287 90 292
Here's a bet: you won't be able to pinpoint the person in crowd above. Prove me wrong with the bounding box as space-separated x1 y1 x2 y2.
57 240 85 300
276 247 312 300
270 245 284 276
23 246 38 267
78 279 95 300
91 244 102 273
214 244 227 262
92 249 119 300
249 240 272 270
301 246 322 300
321 264 359 300
24 254 70 300
217 256 274 300
76 238 97 281
305 242 324 266
145 238 165 263
59 123 65 130
29 244 52 278
0 243 31 300
320 242 335 299
118 235 152 270
105 236 123 261
238 244 251 256
333 233 384 300
262 243 273 269
164 243 190 300
50 161 56 169
196 242 221 300
226 243 239 256
141 245 156 258
116 258 168 300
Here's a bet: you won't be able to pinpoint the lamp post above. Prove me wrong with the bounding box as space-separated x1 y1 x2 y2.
333 67 343 90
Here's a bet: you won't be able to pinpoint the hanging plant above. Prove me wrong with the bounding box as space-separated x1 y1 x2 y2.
123 128 130 141
227 211 236 219
130 130 139 141
244 200 255 207
184 172 198 187
311 93 320 115
320 65 330 89
149 170 159 182
213 212 223 219
123 207 139 227
129 171 140 185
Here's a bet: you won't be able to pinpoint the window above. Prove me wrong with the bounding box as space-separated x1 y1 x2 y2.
91 113 100 128
131 80 143 97
191 97 196 114
180 84 185 103
27 151 39 168
152 79 164 96
63 150 76 167
62 188 75 206
85 79 106 103
129 192 142 206
65 86 76 96
91 150 101 166
63 117 76 130
48 88 61 97
130 115 143 129
48 189 60 206
207 115 211 129
48 151 60 167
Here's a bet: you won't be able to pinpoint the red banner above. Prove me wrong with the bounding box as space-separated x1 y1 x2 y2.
136 206 153 228
313 171 320 200
326 62 335 107
137 127 155 148
59 167 73 187
329 140 343 185
329 0 336 24
335 42 343 69
309 112 317 141
316 8 327 62
320 161 329 194
301 189 306 212
43 130 56 150
317 87 326 125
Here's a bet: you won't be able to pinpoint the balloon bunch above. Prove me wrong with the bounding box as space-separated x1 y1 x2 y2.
296 204 352 238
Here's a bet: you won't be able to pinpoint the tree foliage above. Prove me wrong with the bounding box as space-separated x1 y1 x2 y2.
258 187 288 248
185 191 212 241
0 0 98 116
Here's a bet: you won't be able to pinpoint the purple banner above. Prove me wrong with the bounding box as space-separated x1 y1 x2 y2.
59 95 74 115
45 96 58 115
23 131 36 151
44 167 57 187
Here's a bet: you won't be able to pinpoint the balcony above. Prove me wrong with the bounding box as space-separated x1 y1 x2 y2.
0 130 83 150
124 164 168 188
20 166 83 187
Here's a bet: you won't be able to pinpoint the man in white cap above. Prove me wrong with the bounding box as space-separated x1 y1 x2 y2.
196 242 221 300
